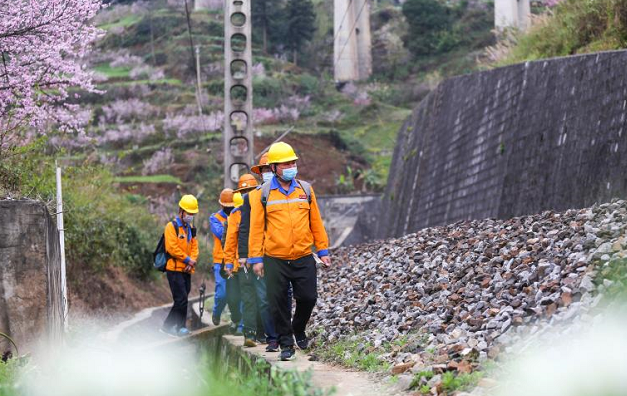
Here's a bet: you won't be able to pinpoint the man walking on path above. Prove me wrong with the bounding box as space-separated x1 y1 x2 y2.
248 142 331 361
210 188 239 329
238 153 282 352
161 194 199 337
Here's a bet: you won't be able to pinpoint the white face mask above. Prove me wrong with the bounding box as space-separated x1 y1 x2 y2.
262 172 273 183
183 214 194 224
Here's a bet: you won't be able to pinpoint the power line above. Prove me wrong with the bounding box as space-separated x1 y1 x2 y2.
333 0 353 45
333 0 368 70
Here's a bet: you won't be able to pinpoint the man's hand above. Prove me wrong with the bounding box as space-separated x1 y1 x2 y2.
189 259 197 266
253 262 264 278
320 255 331 267
184 265 193 273
225 267 233 278
238 258 247 267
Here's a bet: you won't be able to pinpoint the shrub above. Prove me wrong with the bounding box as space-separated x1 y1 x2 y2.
497 0 627 65
0 143 159 279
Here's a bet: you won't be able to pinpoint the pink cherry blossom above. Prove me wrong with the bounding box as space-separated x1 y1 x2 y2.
0 0 103 153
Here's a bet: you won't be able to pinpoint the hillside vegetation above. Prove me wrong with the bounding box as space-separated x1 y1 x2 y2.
492 0 627 66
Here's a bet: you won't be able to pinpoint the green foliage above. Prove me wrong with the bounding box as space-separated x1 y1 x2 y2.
597 256 627 299
199 354 331 396
315 337 391 372
297 74 321 97
440 371 484 393
500 0 627 65
402 0 493 59
0 144 159 280
335 166 356 194
252 0 285 53
283 0 317 64
93 63 131 79
0 358 24 396
253 76 285 108
402 0 453 56
410 370 434 390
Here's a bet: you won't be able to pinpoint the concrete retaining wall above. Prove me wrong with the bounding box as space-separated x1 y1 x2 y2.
380 50 627 238
0 200 63 354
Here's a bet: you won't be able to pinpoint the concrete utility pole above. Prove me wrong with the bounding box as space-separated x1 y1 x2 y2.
495 0 531 31
334 0 372 82
223 0 254 188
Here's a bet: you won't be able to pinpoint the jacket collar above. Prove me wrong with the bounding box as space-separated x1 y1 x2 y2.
271 175 297 196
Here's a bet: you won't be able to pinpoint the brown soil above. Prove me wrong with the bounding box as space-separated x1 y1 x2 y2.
254 132 368 195
68 265 214 321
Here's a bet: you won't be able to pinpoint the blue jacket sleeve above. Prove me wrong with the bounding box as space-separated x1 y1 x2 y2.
210 214 224 239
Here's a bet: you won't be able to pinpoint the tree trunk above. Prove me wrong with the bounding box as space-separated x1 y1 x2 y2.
262 22 268 54
293 49 298 65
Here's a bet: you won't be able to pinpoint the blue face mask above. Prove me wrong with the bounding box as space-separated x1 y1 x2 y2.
262 172 274 183
281 166 298 181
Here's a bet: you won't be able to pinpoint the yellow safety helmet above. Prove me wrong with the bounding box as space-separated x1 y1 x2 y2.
179 194 199 214
251 152 270 175
233 192 244 208
219 188 235 207
267 142 298 164
236 173 259 192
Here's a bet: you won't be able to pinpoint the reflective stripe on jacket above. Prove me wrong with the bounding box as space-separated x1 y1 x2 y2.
210 210 227 263
165 217 198 273
248 177 329 263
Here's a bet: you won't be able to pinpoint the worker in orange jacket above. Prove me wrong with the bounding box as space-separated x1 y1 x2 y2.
248 142 331 361
209 188 240 331
224 177 260 347
161 194 199 337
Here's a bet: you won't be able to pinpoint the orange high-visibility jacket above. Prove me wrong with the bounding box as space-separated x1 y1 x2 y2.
224 208 242 272
248 178 329 264
210 210 228 264
165 218 199 273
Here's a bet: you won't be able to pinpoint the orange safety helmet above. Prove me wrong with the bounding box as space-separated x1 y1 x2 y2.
236 173 258 192
251 152 270 175
218 188 235 207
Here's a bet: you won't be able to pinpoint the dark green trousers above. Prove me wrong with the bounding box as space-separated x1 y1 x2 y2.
237 266 258 338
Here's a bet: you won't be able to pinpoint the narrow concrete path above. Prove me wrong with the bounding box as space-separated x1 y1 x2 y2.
223 335 399 396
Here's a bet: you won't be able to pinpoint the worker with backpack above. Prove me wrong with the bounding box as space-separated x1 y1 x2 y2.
237 154 282 353
248 142 331 361
224 174 269 349
159 194 199 337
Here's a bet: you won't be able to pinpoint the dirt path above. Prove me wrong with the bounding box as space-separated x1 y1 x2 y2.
222 335 402 396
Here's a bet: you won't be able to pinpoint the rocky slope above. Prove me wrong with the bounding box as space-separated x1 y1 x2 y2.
312 199 627 391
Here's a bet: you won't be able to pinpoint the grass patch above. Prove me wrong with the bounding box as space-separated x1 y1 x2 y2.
440 371 484 393
0 358 23 396
597 256 627 299
93 63 132 79
98 14 142 31
315 337 391 373
114 174 183 184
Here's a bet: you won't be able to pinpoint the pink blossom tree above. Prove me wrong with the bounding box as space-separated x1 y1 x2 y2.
0 0 103 154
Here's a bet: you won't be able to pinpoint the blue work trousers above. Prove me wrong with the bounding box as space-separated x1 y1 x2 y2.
212 263 227 316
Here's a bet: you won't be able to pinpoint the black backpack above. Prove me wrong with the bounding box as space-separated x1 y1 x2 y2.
153 220 179 272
